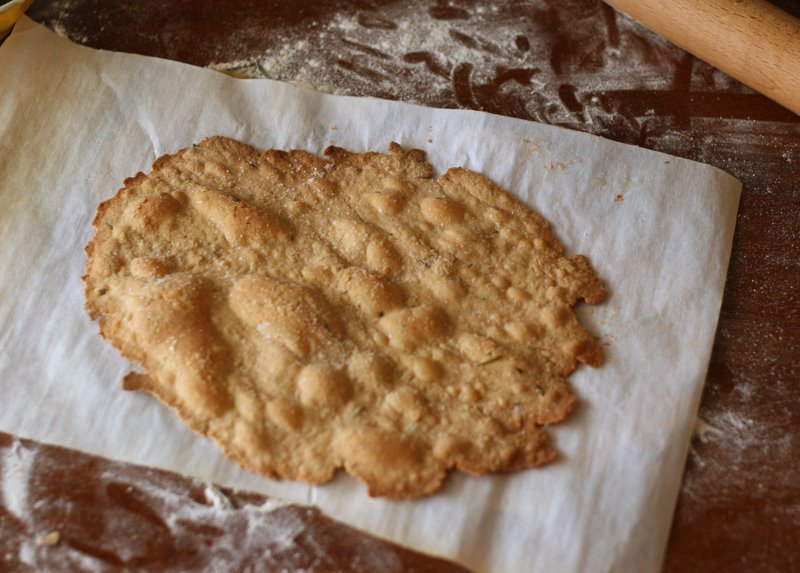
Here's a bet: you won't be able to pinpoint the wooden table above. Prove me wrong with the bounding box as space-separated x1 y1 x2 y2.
10 1 800 570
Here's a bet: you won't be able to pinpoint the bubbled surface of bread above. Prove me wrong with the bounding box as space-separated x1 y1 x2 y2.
83 137 607 498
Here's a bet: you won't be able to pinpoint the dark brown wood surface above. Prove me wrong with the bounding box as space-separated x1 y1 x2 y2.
0 432 471 573
7 0 800 571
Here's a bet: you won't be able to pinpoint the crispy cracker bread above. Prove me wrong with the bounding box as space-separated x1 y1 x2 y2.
83 137 606 498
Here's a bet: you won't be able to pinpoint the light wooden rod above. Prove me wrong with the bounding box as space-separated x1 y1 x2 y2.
603 0 800 116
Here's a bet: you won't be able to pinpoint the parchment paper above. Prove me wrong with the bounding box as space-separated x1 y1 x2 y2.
0 18 741 573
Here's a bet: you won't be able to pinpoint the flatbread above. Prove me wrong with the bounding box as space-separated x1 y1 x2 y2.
83 137 606 498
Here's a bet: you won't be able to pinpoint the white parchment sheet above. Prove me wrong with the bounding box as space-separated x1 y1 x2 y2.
0 18 740 573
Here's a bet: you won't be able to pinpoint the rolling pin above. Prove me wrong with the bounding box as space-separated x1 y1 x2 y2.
603 0 800 116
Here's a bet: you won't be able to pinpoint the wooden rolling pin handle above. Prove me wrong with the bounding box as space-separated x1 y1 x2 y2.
603 0 800 116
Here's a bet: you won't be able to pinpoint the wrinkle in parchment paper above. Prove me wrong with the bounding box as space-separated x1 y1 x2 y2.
0 18 740 573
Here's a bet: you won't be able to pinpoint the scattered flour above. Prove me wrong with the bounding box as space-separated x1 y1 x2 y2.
1 437 418 572
201 0 800 188
1 439 35 520
687 405 796 507
693 411 757 451
34 0 799 178
204 483 234 510
205 1 730 130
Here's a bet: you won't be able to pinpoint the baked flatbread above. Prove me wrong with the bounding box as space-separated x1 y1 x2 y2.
84 137 606 497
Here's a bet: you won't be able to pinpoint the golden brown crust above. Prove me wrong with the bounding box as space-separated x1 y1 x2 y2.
83 136 606 498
